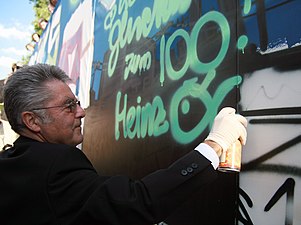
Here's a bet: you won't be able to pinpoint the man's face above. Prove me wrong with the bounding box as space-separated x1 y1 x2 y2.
37 80 86 146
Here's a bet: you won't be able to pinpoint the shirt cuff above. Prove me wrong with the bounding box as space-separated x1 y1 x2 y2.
194 143 219 169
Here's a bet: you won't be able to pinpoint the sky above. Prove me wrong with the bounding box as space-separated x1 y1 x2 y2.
0 1 35 80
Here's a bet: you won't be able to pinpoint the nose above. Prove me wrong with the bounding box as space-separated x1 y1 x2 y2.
75 104 86 118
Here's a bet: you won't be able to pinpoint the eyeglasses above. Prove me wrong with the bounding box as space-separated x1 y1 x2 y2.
31 99 81 113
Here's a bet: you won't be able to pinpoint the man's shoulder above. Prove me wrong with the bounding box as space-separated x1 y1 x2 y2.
12 136 80 159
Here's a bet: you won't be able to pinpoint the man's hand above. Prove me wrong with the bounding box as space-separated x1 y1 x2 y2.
205 107 247 153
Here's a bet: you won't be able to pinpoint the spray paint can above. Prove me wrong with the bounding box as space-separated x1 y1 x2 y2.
218 140 242 172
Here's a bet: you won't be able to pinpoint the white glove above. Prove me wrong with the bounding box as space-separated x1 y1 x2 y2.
205 107 247 152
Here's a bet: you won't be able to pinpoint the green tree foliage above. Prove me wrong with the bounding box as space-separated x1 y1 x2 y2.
21 55 32 65
21 0 51 65
29 0 51 35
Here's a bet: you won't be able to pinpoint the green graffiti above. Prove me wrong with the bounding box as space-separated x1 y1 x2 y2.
118 0 136 15
169 77 214 144
115 91 169 140
243 0 252 15
239 0 251 53
115 71 242 142
104 0 192 77
152 0 191 27
111 2 246 144
237 35 248 53
104 4 117 30
169 70 237 144
124 51 152 80
212 75 242 107
160 35 166 86
190 11 230 74
160 11 230 85
165 29 191 81
169 72 242 144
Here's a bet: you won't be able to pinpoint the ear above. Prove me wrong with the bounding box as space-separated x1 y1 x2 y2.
21 111 41 132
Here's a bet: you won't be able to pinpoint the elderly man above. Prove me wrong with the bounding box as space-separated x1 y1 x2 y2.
0 64 247 225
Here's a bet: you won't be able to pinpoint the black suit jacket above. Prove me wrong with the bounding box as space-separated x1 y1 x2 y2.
0 136 217 225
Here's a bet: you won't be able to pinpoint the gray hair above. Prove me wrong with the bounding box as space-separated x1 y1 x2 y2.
3 63 71 133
